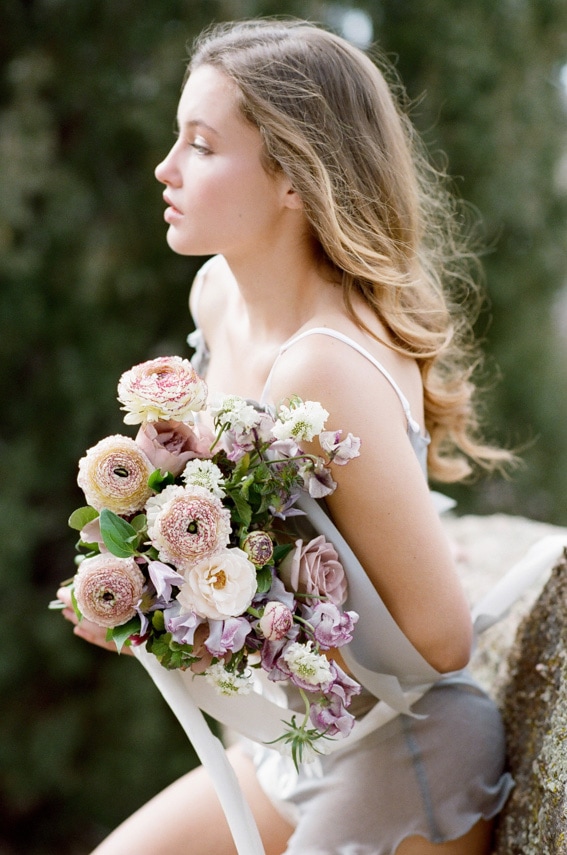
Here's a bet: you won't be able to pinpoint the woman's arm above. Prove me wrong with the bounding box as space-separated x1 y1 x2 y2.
268 335 473 674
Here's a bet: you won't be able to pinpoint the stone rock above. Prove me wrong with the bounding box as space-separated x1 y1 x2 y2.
491 552 567 854
440 514 567 852
442 513 567 695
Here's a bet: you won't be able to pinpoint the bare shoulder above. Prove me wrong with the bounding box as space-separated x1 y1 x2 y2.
268 324 423 439
189 255 235 339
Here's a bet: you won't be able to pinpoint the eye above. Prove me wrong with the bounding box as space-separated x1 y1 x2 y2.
189 136 212 155
190 142 212 155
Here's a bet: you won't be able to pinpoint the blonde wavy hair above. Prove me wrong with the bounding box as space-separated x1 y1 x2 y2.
189 19 512 482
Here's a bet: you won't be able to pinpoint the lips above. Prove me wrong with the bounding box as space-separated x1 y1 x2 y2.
163 193 183 222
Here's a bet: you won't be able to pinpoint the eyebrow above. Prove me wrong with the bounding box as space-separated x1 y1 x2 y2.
178 118 221 137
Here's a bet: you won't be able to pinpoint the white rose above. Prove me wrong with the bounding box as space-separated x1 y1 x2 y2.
177 548 257 621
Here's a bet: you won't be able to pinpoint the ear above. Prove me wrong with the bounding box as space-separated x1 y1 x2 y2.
277 173 303 210
283 186 303 210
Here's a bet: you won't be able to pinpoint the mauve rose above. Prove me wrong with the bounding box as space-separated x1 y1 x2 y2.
279 535 347 605
135 419 214 476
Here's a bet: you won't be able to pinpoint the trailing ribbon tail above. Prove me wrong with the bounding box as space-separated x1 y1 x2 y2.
132 646 267 855
472 534 567 635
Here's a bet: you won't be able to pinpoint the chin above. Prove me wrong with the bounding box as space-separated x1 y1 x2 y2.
166 229 220 258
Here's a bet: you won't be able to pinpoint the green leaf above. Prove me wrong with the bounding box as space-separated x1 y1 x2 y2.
273 543 294 563
232 453 251 481
230 490 252 529
70 586 83 621
130 513 147 533
100 508 137 558
148 469 175 492
68 506 99 531
255 566 273 594
106 616 141 653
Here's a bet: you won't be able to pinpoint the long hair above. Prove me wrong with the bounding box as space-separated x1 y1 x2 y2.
188 19 512 482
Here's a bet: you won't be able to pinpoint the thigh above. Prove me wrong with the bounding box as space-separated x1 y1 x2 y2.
91 745 294 855
395 818 494 855
281 683 510 855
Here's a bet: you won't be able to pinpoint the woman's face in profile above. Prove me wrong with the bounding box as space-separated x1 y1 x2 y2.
155 64 291 259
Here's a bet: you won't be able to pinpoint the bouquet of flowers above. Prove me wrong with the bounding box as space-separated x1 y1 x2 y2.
53 355 362 765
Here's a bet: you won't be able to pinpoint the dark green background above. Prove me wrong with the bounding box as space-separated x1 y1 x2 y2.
1 1 566 851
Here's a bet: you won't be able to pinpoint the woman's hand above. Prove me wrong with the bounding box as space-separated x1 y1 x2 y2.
57 586 133 656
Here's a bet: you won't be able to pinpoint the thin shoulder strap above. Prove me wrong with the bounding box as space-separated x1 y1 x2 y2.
260 327 421 433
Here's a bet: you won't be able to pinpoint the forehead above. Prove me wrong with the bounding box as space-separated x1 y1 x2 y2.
178 64 243 130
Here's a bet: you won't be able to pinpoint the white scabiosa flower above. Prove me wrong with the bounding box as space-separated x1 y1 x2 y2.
204 662 254 695
282 641 333 690
209 395 262 433
272 400 329 443
181 459 226 498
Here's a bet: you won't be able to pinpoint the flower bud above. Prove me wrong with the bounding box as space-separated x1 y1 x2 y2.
242 531 273 566
259 601 293 641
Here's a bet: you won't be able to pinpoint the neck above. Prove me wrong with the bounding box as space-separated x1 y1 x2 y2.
223 238 339 344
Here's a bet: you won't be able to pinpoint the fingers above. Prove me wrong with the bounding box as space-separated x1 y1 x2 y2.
56 586 133 656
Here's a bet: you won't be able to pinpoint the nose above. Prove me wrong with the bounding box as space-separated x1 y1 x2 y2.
155 144 178 186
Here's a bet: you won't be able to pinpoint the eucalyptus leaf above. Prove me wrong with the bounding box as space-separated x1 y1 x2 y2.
68 506 99 531
100 508 137 557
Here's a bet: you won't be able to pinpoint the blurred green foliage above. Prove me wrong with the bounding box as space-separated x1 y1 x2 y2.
1 0 566 851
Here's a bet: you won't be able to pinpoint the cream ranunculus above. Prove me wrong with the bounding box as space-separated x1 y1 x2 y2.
177 547 257 621
117 356 208 425
74 554 145 628
146 485 231 571
77 435 154 514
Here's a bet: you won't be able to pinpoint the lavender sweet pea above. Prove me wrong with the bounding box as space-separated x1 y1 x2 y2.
309 602 359 649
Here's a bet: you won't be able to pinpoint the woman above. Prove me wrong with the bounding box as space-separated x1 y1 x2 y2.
59 19 514 854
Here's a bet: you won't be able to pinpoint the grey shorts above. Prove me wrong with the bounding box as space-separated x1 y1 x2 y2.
245 680 513 855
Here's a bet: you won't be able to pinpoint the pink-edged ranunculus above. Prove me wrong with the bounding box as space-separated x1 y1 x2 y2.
177 547 257 621
259 601 294 641
135 419 215 476
146 485 231 571
77 435 154 515
279 535 347 605
117 356 207 425
73 554 145 628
